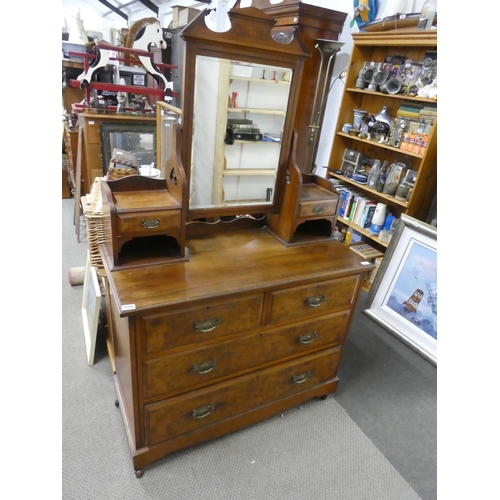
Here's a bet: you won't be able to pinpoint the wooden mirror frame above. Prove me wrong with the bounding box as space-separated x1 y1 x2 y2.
180 6 310 220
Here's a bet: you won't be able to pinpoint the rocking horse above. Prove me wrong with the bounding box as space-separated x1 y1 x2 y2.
77 17 172 95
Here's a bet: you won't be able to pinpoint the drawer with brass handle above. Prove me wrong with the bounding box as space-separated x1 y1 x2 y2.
144 347 340 447
298 199 337 218
142 294 264 354
268 275 360 326
142 310 349 400
117 210 181 236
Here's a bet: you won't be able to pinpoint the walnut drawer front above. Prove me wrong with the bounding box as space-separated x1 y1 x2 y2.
298 198 337 218
143 311 349 400
117 210 181 236
268 275 359 326
144 347 340 446
143 294 264 354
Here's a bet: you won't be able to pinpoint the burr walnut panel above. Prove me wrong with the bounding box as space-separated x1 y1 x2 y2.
143 294 265 354
144 348 340 447
143 310 349 400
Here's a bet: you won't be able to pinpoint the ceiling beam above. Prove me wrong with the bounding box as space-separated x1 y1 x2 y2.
98 0 128 21
139 0 159 16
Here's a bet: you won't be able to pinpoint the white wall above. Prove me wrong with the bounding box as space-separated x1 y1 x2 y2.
61 0 426 173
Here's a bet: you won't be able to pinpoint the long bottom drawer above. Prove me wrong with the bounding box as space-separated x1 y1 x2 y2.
144 347 340 447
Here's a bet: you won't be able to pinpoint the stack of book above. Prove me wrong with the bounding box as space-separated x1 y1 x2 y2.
336 185 377 229
349 243 384 261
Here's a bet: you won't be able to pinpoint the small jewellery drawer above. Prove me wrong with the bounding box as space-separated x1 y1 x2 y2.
143 311 350 400
268 275 359 326
144 347 340 446
117 210 181 236
298 198 337 218
143 294 264 354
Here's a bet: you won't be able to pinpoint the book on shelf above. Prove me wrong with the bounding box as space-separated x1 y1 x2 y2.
359 201 376 227
340 188 354 219
348 194 364 222
349 243 384 261
343 191 355 220
362 203 377 229
353 198 368 225
347 195 358 221
338 189 349 218
396 109 420 119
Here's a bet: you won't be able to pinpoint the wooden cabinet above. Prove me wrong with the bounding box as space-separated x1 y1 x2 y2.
325 30 437 251
101 228 371 476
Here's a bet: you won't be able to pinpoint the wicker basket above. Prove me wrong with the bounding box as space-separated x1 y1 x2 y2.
83 177 106 268
107 165 140 181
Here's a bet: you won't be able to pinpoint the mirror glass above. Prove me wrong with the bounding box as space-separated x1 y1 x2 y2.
100 123 156 174
189 55 292 210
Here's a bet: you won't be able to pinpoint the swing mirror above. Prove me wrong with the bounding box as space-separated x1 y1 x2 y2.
179 5 310 219
189 55 292 211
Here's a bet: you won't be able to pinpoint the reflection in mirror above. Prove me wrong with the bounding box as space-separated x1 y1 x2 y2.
190 55 292 210
100 123 156 175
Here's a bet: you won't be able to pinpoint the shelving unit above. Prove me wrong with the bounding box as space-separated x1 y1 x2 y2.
326 30 437 254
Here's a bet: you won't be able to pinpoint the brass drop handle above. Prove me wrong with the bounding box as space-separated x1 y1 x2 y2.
305 294 326 307
298 331 318 344
141 218 160 229
193 317 221 333
292 370 312 384
191 358 217 374
312 205 325 215
192 403 215 419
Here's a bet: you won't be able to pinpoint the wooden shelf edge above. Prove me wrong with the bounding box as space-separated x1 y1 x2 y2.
327 173 408 209
335 217 389 248
336 132 424 158
345 87 437 105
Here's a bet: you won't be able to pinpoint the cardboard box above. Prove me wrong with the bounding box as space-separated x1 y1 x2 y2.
172 6 200 28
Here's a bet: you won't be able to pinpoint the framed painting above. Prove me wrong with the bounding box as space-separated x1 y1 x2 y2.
364 214 437 365
81 251 102 366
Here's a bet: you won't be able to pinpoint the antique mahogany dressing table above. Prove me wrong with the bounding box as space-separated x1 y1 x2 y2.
100 6 372 477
